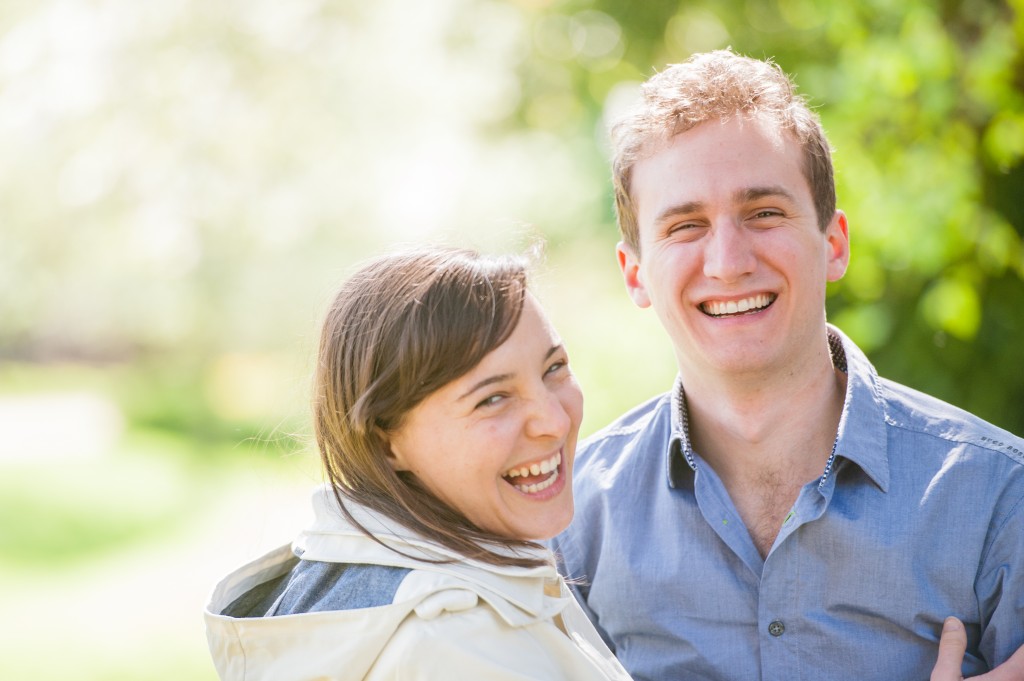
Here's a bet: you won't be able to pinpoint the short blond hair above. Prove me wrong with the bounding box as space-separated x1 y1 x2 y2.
611 49 836 253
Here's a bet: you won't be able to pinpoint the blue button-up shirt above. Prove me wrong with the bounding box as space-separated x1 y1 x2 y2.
552 327 1024 681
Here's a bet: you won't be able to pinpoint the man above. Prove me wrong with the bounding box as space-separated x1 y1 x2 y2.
551 50 1024 681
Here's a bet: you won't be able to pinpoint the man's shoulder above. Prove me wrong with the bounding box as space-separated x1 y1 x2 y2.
878 376 1024 467
578 391 674 457
569 391 676 504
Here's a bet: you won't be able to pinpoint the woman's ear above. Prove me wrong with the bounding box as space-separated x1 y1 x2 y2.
381 431 411 472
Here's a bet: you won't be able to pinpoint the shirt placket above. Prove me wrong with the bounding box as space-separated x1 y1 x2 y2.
757 470 837 681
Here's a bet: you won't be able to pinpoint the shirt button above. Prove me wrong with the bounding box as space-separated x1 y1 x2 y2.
768 620 785 637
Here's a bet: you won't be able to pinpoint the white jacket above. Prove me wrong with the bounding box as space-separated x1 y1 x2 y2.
205 487 631 680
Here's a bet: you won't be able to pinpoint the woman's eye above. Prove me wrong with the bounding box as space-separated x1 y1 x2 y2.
546 360 567 375
475 394 505 409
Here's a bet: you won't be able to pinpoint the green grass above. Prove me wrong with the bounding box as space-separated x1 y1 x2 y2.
0 435 199 568
0 424 315 681
0 427 313 571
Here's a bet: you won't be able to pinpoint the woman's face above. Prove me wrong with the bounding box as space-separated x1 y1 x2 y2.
387 294 583 541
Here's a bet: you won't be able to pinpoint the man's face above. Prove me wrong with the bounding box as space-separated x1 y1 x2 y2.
618 115 849 384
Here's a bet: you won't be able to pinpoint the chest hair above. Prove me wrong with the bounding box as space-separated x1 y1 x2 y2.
736 468 804 559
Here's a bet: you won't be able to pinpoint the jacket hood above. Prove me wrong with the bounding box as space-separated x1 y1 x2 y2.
294 486 564 626
204 486 573 681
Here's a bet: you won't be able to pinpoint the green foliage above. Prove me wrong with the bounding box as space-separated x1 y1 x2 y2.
511 0 1024 433
2 0 1023 436
2 3 1023 680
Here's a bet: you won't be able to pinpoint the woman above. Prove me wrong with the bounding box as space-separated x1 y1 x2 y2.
204 245 1020 681
205 245 630 680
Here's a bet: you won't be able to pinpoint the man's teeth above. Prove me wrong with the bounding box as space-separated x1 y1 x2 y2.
504 452 562 494
702 294 774 317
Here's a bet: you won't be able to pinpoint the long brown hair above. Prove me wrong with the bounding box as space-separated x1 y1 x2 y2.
313 245 549 568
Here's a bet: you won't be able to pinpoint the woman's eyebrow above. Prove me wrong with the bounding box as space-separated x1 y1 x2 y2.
456 345 563 401
459 374 513 401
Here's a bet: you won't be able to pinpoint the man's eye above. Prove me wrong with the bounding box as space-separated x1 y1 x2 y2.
666 222 705 239
669 222 697 232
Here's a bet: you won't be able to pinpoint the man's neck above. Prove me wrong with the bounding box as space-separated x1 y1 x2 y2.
682 339 848 557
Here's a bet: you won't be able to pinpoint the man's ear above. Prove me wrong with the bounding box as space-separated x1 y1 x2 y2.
617 241 652 308
825 210 850 283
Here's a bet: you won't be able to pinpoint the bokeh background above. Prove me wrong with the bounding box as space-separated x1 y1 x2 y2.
1 1 1022 679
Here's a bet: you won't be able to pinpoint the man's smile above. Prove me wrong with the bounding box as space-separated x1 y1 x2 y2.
699 293 777 318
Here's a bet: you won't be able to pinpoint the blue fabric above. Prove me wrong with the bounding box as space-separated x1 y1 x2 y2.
551 328 1024 681
221 560 412 617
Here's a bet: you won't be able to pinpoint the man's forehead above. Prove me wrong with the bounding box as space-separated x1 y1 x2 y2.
633 118 798 192
634 113 793 162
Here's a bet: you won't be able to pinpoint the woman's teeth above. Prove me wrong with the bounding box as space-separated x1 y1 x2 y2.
505 451 561 479
504 452 562 494
514 469 559 494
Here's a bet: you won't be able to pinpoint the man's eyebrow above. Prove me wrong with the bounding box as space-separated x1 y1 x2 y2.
737 185 798 203
456 344 563 401
653 200 705 225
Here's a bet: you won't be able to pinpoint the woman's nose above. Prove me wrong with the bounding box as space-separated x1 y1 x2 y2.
525 388 572 440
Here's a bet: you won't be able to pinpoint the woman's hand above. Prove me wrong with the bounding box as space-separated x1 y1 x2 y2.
931 618 1024 681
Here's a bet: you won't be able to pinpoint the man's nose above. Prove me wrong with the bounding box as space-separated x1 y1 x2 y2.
702 220 756 282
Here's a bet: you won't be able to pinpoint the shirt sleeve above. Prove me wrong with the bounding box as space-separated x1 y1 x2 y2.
976 482 1024 668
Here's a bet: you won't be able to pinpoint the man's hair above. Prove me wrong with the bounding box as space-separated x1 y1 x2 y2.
611 49 836 253
312 245 550 568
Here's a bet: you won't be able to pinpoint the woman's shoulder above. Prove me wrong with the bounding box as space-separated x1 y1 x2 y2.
369 597 565 680
371 589 630 681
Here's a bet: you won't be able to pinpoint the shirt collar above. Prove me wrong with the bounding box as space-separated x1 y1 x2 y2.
667 377 696 489
827 325 890 492
668 325 890 492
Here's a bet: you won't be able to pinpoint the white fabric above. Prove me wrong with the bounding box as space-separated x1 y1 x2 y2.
205 486 631 680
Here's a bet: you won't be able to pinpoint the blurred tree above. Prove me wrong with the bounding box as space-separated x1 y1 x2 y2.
510 0 1024 433
1 0 1022 438
0 0 607 438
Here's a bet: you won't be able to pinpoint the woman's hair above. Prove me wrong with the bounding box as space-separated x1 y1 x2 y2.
611 49 836 254
313 245 548 568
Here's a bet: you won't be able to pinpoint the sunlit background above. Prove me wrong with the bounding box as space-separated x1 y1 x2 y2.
2 1 1022 679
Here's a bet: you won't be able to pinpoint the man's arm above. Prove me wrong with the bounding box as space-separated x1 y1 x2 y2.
933 618 1024 681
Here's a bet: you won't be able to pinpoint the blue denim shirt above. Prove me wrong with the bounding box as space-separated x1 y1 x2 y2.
552 327 1024 681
